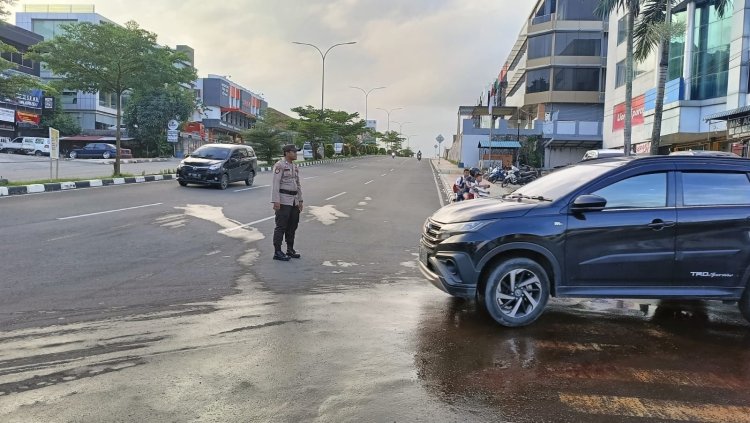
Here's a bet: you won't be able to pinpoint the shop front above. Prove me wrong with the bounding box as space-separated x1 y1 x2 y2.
704 106 750 158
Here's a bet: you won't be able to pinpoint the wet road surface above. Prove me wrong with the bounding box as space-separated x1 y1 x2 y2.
1 157 749 422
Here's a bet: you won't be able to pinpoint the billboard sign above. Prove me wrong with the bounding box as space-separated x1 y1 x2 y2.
613 94 645 131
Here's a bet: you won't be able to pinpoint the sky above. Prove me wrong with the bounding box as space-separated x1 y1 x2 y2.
11 0 525 154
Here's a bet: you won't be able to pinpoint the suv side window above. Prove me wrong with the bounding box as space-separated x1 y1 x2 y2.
593 172 667 209
682 172 750 206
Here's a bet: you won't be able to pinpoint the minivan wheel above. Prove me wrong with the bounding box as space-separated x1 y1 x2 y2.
69 151 77 159
102 151 111 159
739 286 750 323
34 150 42 156
481 258 550 327
218 173 229 190
245 171 255 186
178 181 188 187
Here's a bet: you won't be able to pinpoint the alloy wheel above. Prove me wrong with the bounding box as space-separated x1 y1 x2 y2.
494 268 543 319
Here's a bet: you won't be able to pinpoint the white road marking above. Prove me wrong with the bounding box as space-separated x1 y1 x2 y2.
364 180 374 185
325 192 346 201
381 174 387 177
334 170 344 174
219 215 275 233
57 203 163 220
304 176 317 180
233 184 270 193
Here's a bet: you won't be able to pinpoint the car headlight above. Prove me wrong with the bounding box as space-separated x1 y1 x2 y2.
208 163 222 170
440 220 495 237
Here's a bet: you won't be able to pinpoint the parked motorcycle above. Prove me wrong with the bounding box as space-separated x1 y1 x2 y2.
487 166 505 183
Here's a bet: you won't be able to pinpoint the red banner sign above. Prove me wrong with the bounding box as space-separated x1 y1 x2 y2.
16 111 40 125
613 94 645 131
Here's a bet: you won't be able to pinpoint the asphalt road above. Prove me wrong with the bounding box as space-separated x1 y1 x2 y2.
0 152 181 182
1 157 749 422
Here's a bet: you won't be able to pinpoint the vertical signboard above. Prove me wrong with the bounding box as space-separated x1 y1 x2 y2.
49 127 60 179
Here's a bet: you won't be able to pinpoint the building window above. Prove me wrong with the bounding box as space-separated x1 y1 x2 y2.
690 1 732 100
557 0 602 21
555 32 602 56
526 68 551 93
532 0 557 24
508 40 527 71
667 10 687 81
617 16 627 45
32 19 76 40
615 59 648 88
553 67 600 91
528 34 553 59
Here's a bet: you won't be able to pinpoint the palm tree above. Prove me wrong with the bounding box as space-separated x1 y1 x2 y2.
635 0 731 155
597 0 643 155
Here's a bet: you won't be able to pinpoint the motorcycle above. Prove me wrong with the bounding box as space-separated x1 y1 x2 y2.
487 166 505 183
417 154 422 161
500 165 537 187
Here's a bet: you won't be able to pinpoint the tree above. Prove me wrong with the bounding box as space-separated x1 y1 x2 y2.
380 130 404 152
324 143 334 158
288 106 367 159
597 0 643 155
0 1 45 100
40 95 81 136
242 122 283 165
28 21 197 174
125 84 196 157
635 0 728 154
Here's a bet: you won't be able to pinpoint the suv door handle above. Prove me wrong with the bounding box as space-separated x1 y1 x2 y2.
647 219 675 230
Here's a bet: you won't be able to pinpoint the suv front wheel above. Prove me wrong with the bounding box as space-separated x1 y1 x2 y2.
481 257 550 327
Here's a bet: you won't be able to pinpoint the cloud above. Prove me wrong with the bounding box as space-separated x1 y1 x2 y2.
14 0 523 154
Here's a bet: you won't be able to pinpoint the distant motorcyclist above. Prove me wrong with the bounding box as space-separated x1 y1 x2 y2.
417 150 422 161
391 151 396 158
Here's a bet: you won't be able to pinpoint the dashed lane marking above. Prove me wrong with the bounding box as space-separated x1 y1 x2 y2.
364 180 374 185
57 203 163 220
233 184 270 192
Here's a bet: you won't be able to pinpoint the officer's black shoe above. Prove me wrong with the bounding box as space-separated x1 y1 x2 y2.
273 251 290 261
286 249 301 259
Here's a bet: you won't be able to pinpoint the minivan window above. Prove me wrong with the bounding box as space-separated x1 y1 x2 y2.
191 146 229 160
593 172 667 209
682 172 750 206
513 162 624 200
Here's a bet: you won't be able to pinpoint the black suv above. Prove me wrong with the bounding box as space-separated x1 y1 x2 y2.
420 155 750 327
177 144 258 189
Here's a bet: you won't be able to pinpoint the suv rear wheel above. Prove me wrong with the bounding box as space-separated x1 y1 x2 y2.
481 257 550 327
245 171 255 186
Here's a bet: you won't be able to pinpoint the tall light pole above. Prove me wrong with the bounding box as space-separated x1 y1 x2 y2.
292 40 356 158
292 41 356 114
406 134 418 150
350 86 385 122
392 120 412 136
375 107 402 132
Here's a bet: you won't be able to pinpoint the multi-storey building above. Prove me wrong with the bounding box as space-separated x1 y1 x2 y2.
0 23 45 139
603 0 750 156
494 0 608 168
192 75 266 143
15 4 122 131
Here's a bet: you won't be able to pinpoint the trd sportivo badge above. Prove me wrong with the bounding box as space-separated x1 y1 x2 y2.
690 272 734 278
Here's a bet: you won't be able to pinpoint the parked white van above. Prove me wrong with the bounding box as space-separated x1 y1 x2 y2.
0 137 51 156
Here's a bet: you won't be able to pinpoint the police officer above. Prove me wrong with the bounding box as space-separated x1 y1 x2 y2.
271 144 304 261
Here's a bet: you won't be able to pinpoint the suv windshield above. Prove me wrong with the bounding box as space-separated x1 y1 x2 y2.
512 161 625 200
190 147 229 160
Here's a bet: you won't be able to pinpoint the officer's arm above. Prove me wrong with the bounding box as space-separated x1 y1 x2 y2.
271 164 281 204
295 166 303 203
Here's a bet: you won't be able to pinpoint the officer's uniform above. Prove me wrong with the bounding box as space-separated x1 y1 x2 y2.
271 157 303 257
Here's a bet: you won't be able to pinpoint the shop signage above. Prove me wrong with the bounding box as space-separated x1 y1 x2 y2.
613 94 645 131
167 129 179 143
0 108 15 123
727 116 750 139
16 111 40 125
15 90 42 108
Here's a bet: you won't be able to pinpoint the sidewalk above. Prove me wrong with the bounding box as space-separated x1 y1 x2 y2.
430 159 513 203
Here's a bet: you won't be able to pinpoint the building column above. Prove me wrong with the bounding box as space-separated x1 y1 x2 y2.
726 0 750 109
682 1 696 100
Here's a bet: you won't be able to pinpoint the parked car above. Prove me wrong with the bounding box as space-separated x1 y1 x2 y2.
176 144 258 190
69 143 132 159
420 154 750 327
0 137 50 156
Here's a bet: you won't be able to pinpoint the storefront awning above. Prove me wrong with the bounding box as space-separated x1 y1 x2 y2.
705 105 750 121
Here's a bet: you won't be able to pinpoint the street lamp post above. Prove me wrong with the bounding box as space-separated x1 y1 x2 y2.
292 41 357 114
375 107 403 133
406 134 418 150
350 86 385 122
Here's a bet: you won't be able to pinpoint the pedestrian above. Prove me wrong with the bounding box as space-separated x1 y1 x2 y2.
271 144 303 261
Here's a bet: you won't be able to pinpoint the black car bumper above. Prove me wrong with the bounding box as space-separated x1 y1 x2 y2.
177 169 222 185
419 250 478 298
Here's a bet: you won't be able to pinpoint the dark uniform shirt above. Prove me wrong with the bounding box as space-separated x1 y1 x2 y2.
271 159 303 205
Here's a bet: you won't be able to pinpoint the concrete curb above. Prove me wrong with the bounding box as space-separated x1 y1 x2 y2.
96 158 171 165
0 174 176 197
0 156 363 197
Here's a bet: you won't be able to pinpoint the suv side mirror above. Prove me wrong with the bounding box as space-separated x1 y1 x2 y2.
571 194 607 212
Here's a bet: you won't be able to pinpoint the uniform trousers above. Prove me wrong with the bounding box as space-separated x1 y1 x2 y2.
273 204 300 252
